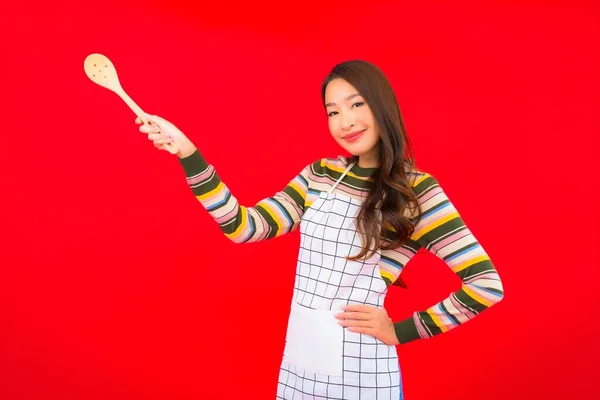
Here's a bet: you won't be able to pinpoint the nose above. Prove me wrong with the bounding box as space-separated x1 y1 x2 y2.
340 111 356 131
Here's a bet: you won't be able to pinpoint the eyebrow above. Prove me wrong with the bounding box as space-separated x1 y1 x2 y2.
325 93 362 108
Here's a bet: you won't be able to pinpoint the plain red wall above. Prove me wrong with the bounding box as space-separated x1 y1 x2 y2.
1 1 598 399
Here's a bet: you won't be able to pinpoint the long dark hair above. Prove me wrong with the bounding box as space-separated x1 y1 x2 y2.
321 60 422 287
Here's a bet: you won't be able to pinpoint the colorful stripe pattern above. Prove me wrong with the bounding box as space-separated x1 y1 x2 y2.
180 151 309 243
396 175 505 343
178 150 504 344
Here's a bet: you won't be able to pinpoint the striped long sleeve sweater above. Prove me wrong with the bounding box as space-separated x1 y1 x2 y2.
179 150 504 344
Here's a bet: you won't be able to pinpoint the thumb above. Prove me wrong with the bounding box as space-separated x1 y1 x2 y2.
145 114 173 132
146 113 169 125
135 114 154 126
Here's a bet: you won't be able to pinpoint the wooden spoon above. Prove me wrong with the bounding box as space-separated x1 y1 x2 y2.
83 53 178 154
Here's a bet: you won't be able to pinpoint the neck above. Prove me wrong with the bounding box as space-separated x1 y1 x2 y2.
358 150 379 168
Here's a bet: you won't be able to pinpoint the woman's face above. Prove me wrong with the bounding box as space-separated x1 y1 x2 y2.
325 78 380 163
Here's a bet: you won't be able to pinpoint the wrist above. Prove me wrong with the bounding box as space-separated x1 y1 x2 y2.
178 148 208 178
177 145 198 159
393 316 422 345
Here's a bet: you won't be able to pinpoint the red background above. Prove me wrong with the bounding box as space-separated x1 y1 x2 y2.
1 1 598 399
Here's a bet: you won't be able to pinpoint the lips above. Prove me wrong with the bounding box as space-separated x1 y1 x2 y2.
343 129 366 143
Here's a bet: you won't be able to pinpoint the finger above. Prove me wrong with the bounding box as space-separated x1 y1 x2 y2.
153 141 170 151
136 113 159 128
347 327 376 336
145 114 168 130
342 304 376 313
146 114 167 125
139 120 161 133
335 311 372 320
148 120 165 133
148 133 170 142
139 123 161 134
154 138 173 145
339 319 372 328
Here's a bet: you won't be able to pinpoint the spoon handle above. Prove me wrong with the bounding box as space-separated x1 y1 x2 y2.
117 88 179 154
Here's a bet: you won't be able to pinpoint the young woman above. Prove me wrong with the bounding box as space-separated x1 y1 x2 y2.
136 60 504 399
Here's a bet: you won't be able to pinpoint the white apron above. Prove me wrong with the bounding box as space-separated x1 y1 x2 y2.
276 162 403 400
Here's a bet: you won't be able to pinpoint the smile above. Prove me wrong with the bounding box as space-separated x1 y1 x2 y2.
343 129 366 143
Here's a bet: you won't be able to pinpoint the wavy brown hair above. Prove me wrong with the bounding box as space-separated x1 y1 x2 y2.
321 60 422 287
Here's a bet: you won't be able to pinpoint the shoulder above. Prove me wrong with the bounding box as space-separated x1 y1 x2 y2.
405 165 442 198
306 155 352 176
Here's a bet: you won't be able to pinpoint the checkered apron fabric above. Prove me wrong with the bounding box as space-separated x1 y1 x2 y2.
276 162 403 399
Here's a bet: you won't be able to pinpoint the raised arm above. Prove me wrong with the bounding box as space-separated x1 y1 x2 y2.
393 173 505 344
137 113 310 244
179 150 310 243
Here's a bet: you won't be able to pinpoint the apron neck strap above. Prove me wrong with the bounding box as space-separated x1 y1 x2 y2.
327 161 356 195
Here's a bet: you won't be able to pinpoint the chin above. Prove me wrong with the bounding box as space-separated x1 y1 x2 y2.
341 145 376 158
338 138 380 157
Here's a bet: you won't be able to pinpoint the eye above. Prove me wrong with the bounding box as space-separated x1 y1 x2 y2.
352 102 365 108
328 111 338 117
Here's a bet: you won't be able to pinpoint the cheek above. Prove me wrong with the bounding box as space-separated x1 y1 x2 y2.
366 129 380 145
359 110 378 138
359 108 376 126
328 119 341 139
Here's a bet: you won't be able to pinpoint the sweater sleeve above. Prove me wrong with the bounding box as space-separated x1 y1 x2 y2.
179 149 310 243
393 173 505 344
